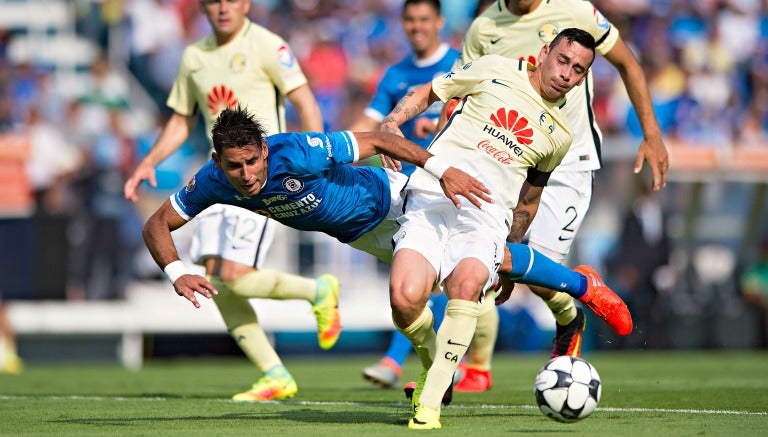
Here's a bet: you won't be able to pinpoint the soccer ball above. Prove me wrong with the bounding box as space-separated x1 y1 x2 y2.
534 356 601 423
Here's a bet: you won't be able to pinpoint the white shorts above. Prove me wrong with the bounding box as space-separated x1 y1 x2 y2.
393 191 506 291
189 203 275 268
348 169 408 264
526 170 593 261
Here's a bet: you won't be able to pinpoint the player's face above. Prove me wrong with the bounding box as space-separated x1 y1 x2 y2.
214 143 269 198
401 3 444 57
535 40 593 102
201 0 250 44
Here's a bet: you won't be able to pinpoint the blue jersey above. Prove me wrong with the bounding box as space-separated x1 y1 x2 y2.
171 131 391 243
365 43 459 175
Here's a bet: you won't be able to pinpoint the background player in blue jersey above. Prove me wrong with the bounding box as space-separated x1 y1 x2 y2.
349 0 459 390
142 106 491 309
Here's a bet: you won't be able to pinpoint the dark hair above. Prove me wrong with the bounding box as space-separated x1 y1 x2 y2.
403 0 441 14
550 27 597 61
211 106 267 156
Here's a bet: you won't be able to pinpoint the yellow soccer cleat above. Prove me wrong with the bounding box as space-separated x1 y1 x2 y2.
232 376 298 401
312 274 341 350
408 404 441 430
1 352 23 375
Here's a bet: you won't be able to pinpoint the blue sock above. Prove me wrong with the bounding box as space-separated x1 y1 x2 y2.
384 293 448 366
504 243 588 298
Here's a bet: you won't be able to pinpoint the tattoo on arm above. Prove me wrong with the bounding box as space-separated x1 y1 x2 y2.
509 211 531 244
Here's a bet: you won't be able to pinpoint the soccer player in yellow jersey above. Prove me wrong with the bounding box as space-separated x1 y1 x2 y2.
381 28 628 429
123 0 335 402
449 0 669 391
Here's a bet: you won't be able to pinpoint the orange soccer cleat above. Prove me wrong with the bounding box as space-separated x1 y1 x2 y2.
574 265 633 336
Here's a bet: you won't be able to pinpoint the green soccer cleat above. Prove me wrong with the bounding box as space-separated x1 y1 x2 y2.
232 375 298 401
313 274 341 350
408 404 441 430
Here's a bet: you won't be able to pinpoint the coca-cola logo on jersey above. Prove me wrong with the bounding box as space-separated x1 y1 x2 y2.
477 140 516 165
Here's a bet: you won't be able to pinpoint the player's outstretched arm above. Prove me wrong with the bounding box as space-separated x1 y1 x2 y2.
604 37 669 191
124 113 196 202
142 199 217 308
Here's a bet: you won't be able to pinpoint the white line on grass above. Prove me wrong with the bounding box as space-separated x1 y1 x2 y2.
2 395 766 416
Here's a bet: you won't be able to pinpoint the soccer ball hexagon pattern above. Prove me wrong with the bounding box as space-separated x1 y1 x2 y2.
534 356 602 423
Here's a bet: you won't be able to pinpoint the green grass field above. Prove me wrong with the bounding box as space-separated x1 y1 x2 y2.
1 351 767 436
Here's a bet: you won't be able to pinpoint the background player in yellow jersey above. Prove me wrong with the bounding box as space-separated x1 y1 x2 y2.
451 0 670 392
381 28 628 429
123 0 334 402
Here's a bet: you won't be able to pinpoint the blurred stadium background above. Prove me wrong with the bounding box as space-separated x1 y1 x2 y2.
0 0 767 368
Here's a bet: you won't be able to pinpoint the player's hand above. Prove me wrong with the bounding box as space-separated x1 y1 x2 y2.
413 117 436 139
124 161 158 203
379 154 403 172
172 274 218 308
634 134 668 191
439 167 492 209
494 277 516 306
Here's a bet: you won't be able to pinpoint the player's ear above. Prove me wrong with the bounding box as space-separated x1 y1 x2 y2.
537 44 549 66
212 152 221 168
261 140 269 158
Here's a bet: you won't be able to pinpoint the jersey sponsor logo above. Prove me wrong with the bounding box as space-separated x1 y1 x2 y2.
537 23 559 43
491 79 512 89
490 37 502 44
477 139 516 165
185 176 196 193
282 177 304 193
489 108 534 146
262 194 288 206
593 7 611 31
262 193 322 219
276 44 295 68
306 135 323 148
229 53 246 73
207 84 238 117
538 111 555 134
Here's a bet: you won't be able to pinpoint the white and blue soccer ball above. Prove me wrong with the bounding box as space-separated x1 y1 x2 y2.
534 356 602 423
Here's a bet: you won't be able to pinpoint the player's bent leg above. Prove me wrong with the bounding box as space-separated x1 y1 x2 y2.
574 265 633 336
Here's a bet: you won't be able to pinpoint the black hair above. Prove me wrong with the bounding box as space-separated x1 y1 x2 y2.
211 106 267 156
550 27 597 58
403 0 441 14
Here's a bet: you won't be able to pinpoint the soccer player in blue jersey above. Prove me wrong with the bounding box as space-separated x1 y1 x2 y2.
141 106 492 310
349 0 459 390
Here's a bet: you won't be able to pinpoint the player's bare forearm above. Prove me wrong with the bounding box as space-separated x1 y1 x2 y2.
124 113 195 201
508 182 543 243
381 83 435 130
142 200 187 270
287 84 324 132
606 38 668 190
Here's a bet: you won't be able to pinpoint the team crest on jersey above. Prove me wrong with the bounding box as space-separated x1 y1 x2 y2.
207 84 238 116
185 176 196 193
277 44 295 68
230 53 246 73
537 23 559 43
538 111 555 134
593 7 611 31
490 108 533 145
282 177 304 193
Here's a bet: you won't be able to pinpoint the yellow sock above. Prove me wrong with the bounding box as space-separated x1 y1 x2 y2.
397 306 436 368
209 276 282 372
230 323 282 373
228 269 316 301
420 299 479 410
467 296 498 370
545 291 578 326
